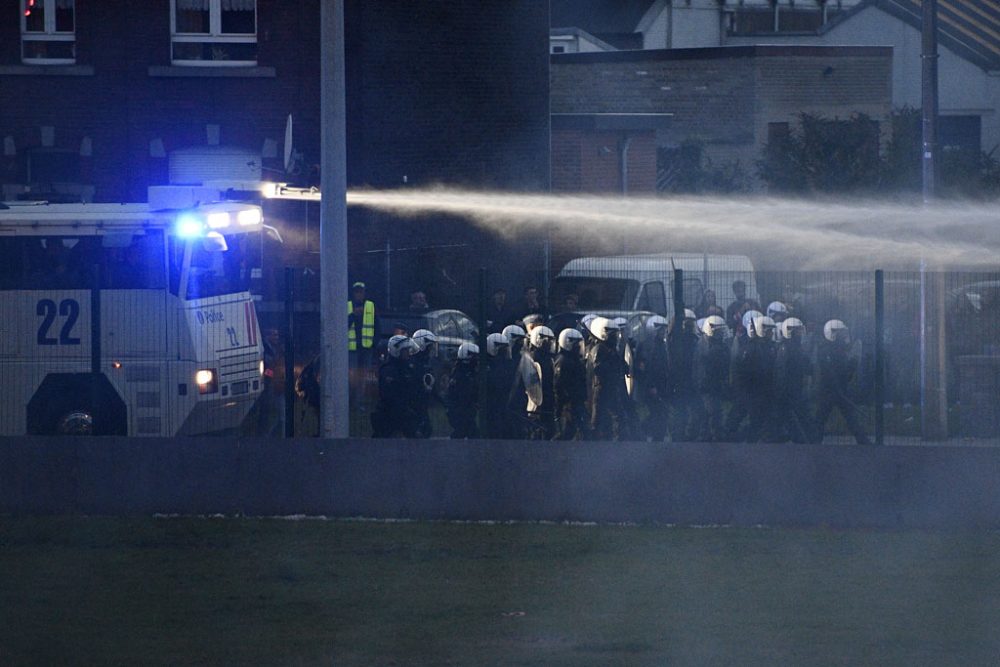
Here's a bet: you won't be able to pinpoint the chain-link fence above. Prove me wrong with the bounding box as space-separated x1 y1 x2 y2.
266 253 1000 445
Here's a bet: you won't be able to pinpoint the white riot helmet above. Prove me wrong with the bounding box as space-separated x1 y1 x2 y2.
522 313 544 332
558 328 584 352
684 308 697 320
457 342 480 360
529 325 555 350
580 313 598 332
589 316 619 342
702 315 727 337
766 301 788 321
742 309 763 337
823 319 849 343
387 334 417 358
486 332 510 357
501 324 526 343
645 315 669 332
752 315 777 340
780 317 805 341
411 329 438 353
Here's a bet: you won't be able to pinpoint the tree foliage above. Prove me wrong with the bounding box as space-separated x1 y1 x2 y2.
760 108 1000 199
657 140 749 194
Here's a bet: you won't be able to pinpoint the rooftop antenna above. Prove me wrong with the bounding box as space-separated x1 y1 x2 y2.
283 114 302 175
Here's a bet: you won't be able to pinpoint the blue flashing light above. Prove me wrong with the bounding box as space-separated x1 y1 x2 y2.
175 214 205 239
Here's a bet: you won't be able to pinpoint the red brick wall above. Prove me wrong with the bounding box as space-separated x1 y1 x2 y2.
0 0 550 201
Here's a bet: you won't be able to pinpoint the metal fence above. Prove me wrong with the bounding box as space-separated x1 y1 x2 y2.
266 260 1000 445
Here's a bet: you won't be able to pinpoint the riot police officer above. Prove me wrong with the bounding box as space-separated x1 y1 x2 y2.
694 315 730 441
410 328 439 438
484 332 513 439
636 315 670 441
743 315 779 443
447 342 480 439
589 317 626 440
553 328 587 440
814 320 872 445
372 335 420 438
525 326 557 439
774 318 813 443
668 309 703 442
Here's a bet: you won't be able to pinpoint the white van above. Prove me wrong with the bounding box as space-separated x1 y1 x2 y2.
552 253 758 319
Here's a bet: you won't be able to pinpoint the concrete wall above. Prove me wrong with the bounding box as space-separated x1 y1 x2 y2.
3 436 1000 530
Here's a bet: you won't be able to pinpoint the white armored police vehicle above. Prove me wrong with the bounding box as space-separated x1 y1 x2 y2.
0 191 272 436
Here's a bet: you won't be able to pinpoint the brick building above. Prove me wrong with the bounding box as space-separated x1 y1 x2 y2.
0 0 552 317
0 1 550 203
551 45 893 192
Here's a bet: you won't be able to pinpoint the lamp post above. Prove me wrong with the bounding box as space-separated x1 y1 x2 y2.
320 0 349 438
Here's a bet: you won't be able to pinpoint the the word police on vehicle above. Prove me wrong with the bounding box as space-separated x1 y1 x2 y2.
0 190 279 436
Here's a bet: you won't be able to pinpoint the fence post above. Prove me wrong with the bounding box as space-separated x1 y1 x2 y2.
478 267 488 433
673 268 684 319
284 267 296 438
874 269 885 446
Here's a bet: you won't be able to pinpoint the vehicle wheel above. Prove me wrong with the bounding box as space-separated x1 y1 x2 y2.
56 409 95 436
27 374 128 436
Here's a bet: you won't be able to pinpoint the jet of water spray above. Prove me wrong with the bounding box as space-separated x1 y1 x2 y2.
347 189 1000 269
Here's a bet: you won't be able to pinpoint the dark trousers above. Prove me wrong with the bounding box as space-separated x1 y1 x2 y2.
671 391 704 442
699 393 725 442
641 391 669 442
590 395 622 441
554 402 586 440
747 392 778 443
724 390 750 442
448 405 479 439
815 392 871 445
775 394 813 443
528 410 555 440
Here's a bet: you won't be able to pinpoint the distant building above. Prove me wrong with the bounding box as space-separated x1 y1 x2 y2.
551 0 1000 154
551 45 893 192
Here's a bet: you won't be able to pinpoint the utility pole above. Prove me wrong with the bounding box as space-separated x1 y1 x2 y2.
320 0 349 438
920 0 948 440
921 0 938 202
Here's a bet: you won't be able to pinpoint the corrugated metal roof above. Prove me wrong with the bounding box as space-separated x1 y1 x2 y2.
842 0 1000 71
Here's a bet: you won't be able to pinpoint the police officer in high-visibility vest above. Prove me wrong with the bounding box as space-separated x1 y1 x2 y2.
348 281 377 364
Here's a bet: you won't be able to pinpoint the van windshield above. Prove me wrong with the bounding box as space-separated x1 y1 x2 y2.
169 232 259 300
551 277 639 312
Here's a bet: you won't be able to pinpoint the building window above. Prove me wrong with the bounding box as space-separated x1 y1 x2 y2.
939 115 981 153
171 0 257 66
21 0 76 65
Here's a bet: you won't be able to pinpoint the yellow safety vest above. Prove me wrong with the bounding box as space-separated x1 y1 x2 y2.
348 300 375 350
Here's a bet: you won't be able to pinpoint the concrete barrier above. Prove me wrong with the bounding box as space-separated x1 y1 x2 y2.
2 437 999 529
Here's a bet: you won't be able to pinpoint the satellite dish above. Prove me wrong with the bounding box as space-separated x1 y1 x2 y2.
283 114 294 173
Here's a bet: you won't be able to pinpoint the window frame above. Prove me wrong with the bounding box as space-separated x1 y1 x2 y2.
20 0 76 66
170 0 258 68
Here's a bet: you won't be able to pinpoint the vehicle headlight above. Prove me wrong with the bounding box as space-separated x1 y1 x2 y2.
195 369 218 394
206 212 231 229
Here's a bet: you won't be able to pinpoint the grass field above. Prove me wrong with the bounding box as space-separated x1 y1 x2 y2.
1 517 999 666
